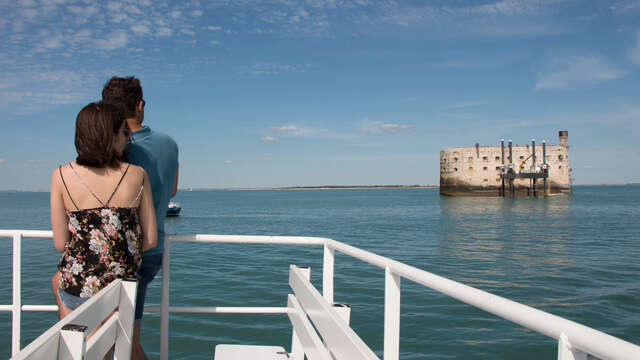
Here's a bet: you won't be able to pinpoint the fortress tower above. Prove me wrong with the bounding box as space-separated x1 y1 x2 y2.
439 131 571 196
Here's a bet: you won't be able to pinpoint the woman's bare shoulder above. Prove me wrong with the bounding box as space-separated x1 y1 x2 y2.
124 163 147 180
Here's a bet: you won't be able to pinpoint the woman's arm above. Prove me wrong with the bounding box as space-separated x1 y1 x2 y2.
138 169 157 251
50 168 70 253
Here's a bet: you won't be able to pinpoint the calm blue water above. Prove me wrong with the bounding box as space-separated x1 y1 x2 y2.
1 187 639 359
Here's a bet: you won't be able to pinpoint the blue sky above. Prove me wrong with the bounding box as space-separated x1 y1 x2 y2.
1 0 639 190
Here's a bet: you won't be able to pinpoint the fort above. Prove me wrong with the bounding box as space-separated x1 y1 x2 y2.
440 131 571 196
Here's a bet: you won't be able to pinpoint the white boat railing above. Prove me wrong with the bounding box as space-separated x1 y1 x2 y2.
11 278 137 360
3 229 640 360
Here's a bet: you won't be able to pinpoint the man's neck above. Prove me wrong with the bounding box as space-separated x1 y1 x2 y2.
126 118 143 131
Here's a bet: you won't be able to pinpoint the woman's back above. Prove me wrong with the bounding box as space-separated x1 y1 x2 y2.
59 162 145 211
55 162 148 297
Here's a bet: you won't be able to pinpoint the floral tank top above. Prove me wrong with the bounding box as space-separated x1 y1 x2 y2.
57 163 144 298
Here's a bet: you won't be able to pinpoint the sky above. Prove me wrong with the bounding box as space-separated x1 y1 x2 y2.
1 0 639 190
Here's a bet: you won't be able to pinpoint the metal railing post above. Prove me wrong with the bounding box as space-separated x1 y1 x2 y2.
558 333 587 360
12 232 22 357
384 266 401 360
160 241 170 360
322 243 334 304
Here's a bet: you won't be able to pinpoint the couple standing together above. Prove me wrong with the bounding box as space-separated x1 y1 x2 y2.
49 76 179 359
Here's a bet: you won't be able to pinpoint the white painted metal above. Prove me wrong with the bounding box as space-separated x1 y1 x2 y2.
21 305 58 312
333 303 351 325
12 233 21 358
146 306 288 314
5 230 640 360
325 238 640 360
85 314 118 359
289 265 379 360
289 267 310 360
384 266 401 360
286 294 332 360
160 240 170 360
322 244 334 304
170 234 326 245
11 279 135 360
58 325 86 360
214 344 288 360
558 333 587 360
114 279 137 360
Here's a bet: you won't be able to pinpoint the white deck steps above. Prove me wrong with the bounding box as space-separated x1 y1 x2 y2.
214 265 378 360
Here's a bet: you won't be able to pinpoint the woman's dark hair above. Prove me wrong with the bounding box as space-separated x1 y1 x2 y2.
75 101 126 168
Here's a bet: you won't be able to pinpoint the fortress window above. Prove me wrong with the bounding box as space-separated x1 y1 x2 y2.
519 156 524 160
454 157 458 162
558 155 563 161
483 178 488 182
495 166 501 171
454 167 458 172
559 165 562 169
468 157 473 162
468 167 473 171
482 156 488 161
495 156 500 161
483 166 488 170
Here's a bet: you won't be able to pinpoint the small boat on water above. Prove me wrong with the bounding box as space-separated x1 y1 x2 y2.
166 202 181 216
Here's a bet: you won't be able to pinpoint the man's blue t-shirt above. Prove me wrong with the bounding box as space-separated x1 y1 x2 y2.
127 126 179 256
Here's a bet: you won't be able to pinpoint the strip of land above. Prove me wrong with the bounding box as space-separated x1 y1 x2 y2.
237 185 438 191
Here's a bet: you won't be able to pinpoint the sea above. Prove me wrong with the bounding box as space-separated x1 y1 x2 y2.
1 186 639 359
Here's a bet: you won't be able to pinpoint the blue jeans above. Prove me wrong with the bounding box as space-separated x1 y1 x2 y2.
135 253 163 321
58 288 88 310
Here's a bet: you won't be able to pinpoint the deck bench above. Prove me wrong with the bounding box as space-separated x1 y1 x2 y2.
214 265 379 360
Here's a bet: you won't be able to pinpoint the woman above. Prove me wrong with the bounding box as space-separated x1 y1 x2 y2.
50 101 156 318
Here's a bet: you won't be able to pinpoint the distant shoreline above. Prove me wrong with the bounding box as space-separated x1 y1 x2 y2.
235 185 439 191
2 184 639 193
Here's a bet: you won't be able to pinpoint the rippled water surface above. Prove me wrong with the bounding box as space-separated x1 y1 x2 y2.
1 186 639 359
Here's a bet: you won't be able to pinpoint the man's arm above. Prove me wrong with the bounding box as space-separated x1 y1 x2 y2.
171 168 179 198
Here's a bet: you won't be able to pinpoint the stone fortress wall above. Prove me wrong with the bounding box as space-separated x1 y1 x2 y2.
440 131 570 196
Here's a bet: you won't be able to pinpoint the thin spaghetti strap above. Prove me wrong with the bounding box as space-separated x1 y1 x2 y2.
69 163 106 207
129 176 145 208
59 165 79 210
106 164 131 206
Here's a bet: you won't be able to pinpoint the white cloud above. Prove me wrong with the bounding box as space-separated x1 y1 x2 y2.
169 10 181 19
273 124 317 136
536 55 626 90
261 136 278 142
224 160 233 164
210 40 221 46
131 24 150 36
41 34 64 49
67 5 99 16
380 123 415 133
95 31 128 50
124 5 142 15
190 10 203 17
157 27 173 37
180 28 195 36
278 125 298 132
106 2 123 12
205 25 221 31
629 30 640 65
238 62 308 76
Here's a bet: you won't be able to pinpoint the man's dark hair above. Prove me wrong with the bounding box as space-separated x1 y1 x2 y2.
101 76 143 119
75 101 126 168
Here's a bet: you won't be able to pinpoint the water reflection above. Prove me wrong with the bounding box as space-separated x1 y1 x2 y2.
438 196 572 292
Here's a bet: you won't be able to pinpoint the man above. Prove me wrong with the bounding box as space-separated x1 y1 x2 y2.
102 76 179 359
